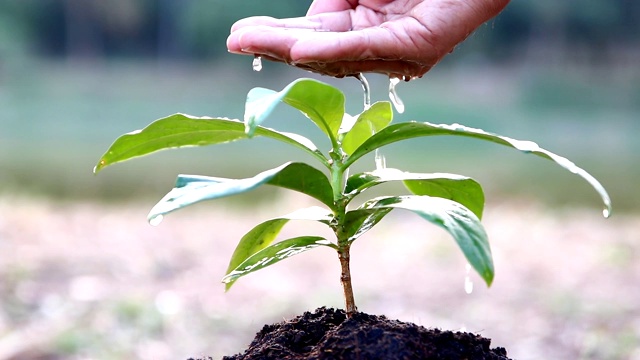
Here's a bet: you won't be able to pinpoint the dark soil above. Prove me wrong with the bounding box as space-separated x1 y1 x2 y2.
194 307 511 360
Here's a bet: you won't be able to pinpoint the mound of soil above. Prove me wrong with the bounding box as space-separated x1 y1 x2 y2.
206 307 510 360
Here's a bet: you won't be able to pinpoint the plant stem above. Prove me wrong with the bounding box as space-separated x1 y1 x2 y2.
338 243 357 317
329 153 357 317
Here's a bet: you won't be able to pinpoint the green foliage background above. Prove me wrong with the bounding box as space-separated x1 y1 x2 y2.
0 0 638 211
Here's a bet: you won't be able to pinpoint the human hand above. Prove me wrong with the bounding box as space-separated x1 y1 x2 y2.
227 0 510 79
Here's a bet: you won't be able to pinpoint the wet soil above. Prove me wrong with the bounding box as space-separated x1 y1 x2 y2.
206 307 511 360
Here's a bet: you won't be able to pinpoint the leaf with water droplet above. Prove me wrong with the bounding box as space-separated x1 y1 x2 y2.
344 168 484 219
344 121 611 213
244 78 345 142
148 162 335 220
149 214 163 226
223 236 333 289
224 206 334 290
93 113 328 172
342 207 393 243
358 195 494 286
341 102 392 155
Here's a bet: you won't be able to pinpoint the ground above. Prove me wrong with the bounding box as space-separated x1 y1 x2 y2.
220 307 511 359
0 194 638 360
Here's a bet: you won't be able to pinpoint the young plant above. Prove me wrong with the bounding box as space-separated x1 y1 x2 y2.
95 78 610 317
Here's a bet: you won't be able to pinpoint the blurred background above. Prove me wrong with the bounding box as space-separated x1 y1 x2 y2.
0 1 638 359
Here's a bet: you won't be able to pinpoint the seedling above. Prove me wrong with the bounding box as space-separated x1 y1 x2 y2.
95 78 610 317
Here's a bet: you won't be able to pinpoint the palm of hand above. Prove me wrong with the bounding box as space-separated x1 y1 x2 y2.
227 0 508 78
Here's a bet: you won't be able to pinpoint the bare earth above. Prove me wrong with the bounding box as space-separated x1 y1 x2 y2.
0 194 638 360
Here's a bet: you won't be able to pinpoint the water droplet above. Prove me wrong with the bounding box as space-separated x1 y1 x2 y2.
464 263 474 294
388 77 405 114
602 207 611 218
356 73 371 110
374 149 386 170
252 55 262 72
149 214 164 227
343 168 350 189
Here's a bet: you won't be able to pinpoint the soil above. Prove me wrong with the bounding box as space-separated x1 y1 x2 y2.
192 307 511 360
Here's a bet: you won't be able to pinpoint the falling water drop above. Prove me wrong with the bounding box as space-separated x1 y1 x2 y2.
356 73 371 109
602 207 611 219
464 263 474 294
388 77 405 114
252 55 263 72
356 73 384 169
374 149 386 170
149 214 164 227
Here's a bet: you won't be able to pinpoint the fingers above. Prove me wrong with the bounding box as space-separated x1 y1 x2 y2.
227 24 438 78
230 16 322 33
228 13 353 56
227 26 304 59
229 25 421 59
292 22 440 63
306 0 358 15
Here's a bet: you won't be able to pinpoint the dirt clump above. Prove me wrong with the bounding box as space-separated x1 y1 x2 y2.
205 307 511 360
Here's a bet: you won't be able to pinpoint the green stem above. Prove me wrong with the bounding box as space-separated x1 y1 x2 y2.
330 156 357 317
331 164 343 202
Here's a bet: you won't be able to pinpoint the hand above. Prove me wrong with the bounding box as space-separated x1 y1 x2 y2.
227 0 510 79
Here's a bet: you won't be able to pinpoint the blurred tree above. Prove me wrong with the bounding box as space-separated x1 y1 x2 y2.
0 0 636 64
476 0 639 65
175 0 312 58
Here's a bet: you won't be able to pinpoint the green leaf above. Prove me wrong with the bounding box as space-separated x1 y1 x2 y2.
147 163 335 221
360 195 494 286
223 236 332 289
244 78 345 142
226 219 288 275
403 176 484 220
94 113 328 173
147 163 289 221
342 207 393 242
345 122 611 215
173 163 335 209
224 206 334 290
344 168 485 219
266 163 335 209
341 102 392 155
243 87 280 136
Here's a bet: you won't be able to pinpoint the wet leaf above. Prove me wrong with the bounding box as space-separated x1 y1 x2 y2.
403 176 484 220
223 236 333 289
360 195 494 286
341 102 392 155
344 168 485 219
224 206 334 290
244 78 345 142
342 207 393 242
94 113 328 173
147 163 335 220
344 122 610 214
266 163 335 209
